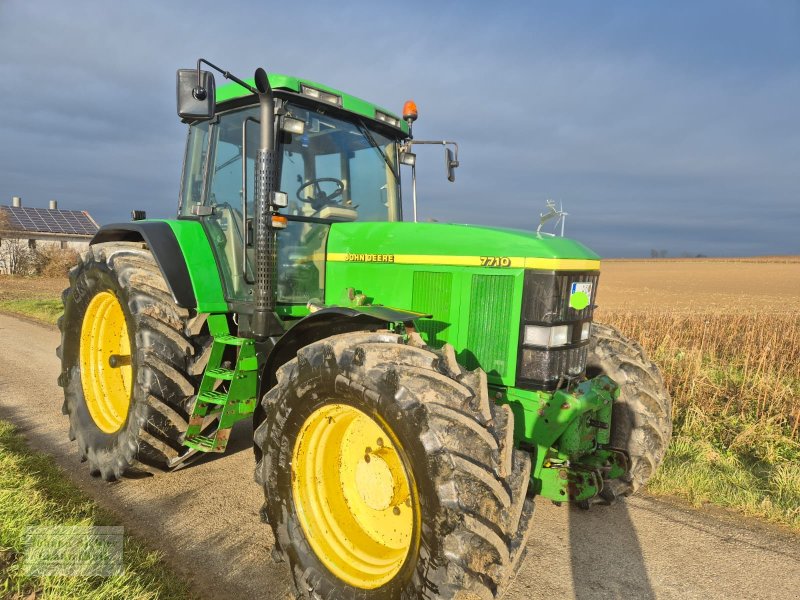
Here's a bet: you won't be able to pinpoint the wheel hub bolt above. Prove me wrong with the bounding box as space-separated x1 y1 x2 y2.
108 354 131 368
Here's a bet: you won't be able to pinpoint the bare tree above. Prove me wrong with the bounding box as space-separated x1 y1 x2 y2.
0 209 34 275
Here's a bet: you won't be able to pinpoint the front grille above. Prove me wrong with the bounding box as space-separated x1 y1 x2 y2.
465 274 514 377
517 270 599 390
410 270 514 380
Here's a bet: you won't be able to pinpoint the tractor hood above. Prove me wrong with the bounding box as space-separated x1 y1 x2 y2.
326 221 600 270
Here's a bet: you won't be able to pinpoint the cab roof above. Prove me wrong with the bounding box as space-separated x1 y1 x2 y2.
215 73 409 135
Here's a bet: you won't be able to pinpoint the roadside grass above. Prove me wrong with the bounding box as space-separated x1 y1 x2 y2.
0 299 62 325
648 408 800 529
601 311 800 530
0 420 193 600
0 275 66 325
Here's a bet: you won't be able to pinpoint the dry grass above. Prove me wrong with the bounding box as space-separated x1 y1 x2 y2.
600 311 800 435
598 310 800 528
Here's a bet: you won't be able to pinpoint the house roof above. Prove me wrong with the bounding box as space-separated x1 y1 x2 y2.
0 205 99 237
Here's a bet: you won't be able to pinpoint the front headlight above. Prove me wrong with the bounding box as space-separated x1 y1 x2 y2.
523 324 572 347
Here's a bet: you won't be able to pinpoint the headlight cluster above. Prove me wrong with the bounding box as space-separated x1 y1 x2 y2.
517 271 599 390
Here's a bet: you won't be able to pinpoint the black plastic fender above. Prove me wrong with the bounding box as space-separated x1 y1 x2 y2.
91 222 196 309
261 305 430 392
252 305 431 443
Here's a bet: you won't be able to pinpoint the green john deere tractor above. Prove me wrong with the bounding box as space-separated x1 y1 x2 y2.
57 59 672 599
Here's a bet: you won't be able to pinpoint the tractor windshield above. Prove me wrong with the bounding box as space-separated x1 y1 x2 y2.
179 102 402 304
279 103 401 222
180 103 401 222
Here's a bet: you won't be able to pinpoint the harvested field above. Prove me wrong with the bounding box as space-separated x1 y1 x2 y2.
596 258 800 314
0 275 66 301
0 275 67 324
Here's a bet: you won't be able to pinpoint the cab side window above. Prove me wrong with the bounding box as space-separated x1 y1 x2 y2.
179 122 210 214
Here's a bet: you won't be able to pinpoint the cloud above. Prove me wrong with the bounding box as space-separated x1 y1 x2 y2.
0 0 797 257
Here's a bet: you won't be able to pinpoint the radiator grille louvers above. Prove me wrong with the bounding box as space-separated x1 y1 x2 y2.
465 274 514 378
411 271 514 379
411 271 453 348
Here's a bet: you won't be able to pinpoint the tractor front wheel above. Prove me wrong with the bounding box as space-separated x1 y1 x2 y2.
255 331 535 599
57 242 206 480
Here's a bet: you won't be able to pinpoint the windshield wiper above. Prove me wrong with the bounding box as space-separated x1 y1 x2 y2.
356 119 398 180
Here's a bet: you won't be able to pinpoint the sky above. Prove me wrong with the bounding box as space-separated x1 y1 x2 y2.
0 0 798 257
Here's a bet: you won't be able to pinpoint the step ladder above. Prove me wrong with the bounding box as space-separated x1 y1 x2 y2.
183 314 259 454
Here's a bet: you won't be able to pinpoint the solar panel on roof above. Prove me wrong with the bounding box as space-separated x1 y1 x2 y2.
1 206 98 236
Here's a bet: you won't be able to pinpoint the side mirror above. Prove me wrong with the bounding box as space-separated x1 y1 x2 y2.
446 147 459 182
177 69 216 120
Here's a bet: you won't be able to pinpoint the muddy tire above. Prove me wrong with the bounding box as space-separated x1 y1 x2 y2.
57 241 208 480
586 323 672 497
254 331 535 599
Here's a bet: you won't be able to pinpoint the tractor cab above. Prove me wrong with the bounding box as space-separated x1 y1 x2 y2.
178 77 405 307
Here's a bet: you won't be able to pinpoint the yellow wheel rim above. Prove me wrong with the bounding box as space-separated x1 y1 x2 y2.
79 291 132 434
291 404 419 589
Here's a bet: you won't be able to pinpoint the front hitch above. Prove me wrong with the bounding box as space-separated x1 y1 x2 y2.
503 375 630 504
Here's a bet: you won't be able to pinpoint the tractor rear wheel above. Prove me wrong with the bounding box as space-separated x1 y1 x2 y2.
57 241 206 480
254 331 535 599
586 323 672 497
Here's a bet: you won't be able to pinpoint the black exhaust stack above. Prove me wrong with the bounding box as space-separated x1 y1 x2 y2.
251 68 282 340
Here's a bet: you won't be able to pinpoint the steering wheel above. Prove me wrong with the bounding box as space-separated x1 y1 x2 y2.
296 178 344 210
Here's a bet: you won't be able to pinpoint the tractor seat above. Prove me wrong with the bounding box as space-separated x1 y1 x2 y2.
315 205 358 222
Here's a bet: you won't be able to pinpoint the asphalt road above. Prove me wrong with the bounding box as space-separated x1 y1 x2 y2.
0 312 798 599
